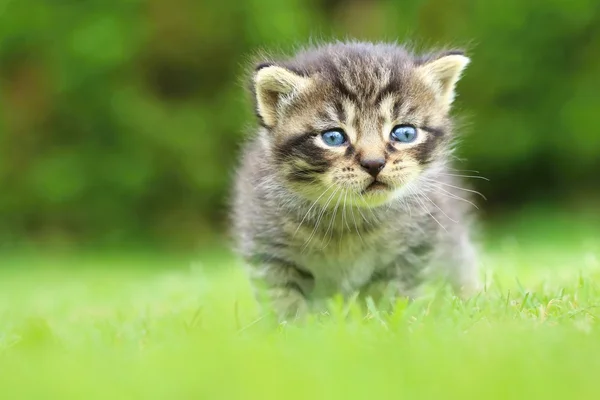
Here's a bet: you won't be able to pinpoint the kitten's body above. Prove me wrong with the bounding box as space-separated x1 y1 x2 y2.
233 42 480 319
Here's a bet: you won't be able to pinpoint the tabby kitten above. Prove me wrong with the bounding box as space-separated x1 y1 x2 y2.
232 41 481 320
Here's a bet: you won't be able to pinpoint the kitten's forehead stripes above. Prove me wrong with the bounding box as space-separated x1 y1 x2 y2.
373 80 405 107
334 101 346 123
317 110 332 123
403 105 418 118
333 77 361 104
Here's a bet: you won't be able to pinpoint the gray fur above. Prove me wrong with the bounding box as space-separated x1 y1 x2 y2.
232 41 481 320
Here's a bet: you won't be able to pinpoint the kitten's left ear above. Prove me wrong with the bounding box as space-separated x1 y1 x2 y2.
417 52 470 107
253 64 312 128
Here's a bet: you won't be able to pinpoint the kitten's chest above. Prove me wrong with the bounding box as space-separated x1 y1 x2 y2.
289 234 397 298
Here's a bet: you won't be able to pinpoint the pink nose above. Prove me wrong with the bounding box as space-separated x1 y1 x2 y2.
360 158 385 177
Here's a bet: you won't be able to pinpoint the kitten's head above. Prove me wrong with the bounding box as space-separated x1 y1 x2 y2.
251 42 469 208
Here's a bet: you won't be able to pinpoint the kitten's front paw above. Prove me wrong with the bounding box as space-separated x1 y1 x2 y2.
360 280 415 309
455 278 482 299
270 288 309 322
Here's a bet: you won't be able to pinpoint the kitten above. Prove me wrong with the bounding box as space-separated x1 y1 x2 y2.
232 41 481 321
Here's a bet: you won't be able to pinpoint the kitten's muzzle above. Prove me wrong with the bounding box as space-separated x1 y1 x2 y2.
363 180 389 193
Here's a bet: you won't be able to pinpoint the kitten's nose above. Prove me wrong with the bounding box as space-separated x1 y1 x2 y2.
360 158 386 178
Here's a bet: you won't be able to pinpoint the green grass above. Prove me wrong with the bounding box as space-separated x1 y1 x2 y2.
1 213 600 399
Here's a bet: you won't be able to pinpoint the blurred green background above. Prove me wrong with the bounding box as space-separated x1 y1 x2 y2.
1 0 599 251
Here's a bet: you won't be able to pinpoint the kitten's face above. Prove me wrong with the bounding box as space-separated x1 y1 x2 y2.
253 45 469 208
270 76 449 207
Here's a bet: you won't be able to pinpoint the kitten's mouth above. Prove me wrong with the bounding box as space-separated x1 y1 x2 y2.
363 180 389 194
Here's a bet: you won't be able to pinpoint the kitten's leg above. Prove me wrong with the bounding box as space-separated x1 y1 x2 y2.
442 233 482 298
246 258 314 322
359 263 423 309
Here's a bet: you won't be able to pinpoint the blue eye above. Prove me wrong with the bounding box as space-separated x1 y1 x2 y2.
390 125 417 143
321 129 347 146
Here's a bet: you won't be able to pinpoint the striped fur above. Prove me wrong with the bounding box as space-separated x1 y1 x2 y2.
232 42 480 321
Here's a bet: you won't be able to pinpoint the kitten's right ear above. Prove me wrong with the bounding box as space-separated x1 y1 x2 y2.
253 64 311 128
416 52 470 108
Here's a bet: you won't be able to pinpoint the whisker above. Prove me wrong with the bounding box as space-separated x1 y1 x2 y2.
422 178 487 200
349 193 365 244
394 177 412 216
342 189 351 232
422 182 480 210
303 187 340 251
446 168 482 174
435 173 490 181
338 189 349 252
293 183 335 238
357 191 378 221
350 189 371 225
396 191 411 216
406 183 448 233
323 189 343 249
417 189 458 223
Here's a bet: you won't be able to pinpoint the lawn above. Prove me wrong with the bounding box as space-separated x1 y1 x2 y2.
1 210 599 399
